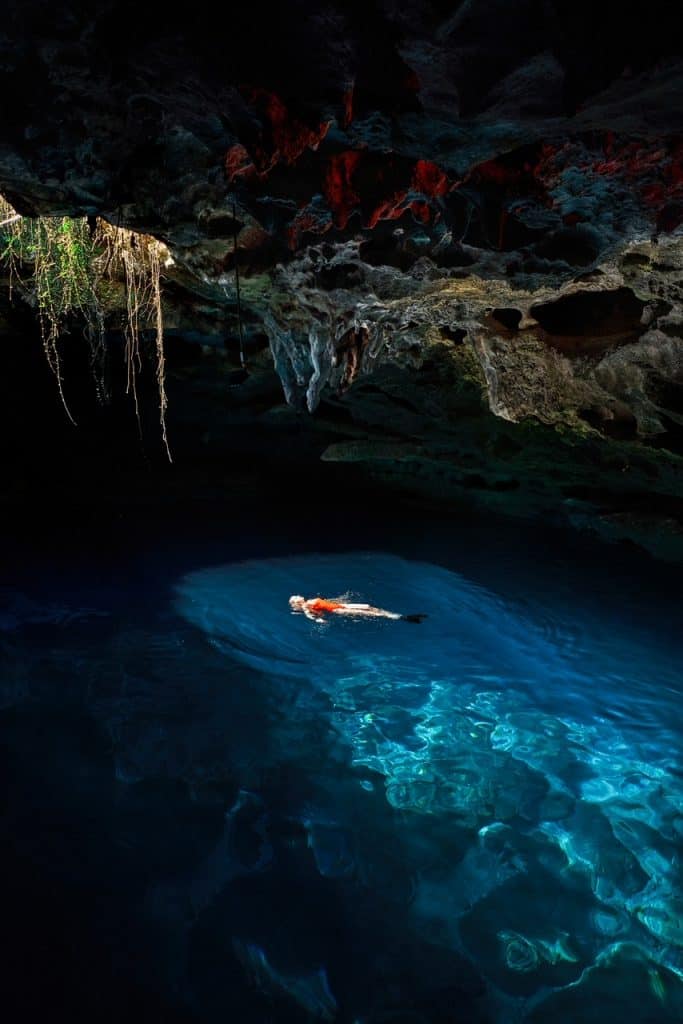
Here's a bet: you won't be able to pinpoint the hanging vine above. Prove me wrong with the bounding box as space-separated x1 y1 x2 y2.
94 219 172 459
0 195 172 459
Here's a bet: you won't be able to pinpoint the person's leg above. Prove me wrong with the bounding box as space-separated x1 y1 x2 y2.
359 608 401 619
332 607 401 620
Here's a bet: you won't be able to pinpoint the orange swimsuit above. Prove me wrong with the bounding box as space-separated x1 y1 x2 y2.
307 598 344 614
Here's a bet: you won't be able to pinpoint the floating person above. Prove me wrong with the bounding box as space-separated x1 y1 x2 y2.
289 595 426 624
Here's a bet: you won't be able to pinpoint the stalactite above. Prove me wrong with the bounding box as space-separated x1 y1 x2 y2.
306 323 334 412
264 304 390 412
263 312 306 408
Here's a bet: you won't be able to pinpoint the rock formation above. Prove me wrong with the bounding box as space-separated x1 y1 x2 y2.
1 1 682 556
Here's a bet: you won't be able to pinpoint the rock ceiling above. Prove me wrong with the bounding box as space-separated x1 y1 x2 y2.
1 1 683 554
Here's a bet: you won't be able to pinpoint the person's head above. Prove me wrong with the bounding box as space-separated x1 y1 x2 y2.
289 595 306 611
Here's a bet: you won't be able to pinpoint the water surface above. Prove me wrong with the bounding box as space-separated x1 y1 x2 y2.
2 508 682 1022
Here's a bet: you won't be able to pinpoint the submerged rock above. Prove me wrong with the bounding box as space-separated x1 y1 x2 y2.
233 940 338 1022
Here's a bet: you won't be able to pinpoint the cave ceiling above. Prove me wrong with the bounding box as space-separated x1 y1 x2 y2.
2 1 683 554
1 1 680 304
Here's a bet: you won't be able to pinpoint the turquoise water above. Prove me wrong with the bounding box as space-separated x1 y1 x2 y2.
2 512 682 1022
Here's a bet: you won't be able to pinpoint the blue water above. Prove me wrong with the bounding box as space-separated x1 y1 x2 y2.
2 510 682 1022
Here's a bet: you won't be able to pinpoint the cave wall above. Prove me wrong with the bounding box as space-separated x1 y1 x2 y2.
1 1 683 557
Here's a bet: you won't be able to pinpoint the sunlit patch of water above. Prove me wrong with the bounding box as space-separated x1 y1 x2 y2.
177 551 683 1015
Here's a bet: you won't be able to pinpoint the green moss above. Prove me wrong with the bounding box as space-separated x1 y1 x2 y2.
423 334 488 411
1 196 171 454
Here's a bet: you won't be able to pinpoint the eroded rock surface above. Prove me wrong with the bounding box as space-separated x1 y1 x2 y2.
1 1 682 555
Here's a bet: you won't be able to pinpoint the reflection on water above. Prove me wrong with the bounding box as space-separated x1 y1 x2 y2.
2 538 682 1023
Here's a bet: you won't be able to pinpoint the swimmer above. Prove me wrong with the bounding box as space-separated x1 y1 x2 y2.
289 595 426 624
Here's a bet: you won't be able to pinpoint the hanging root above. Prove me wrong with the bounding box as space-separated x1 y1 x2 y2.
1 199 102 424
1 195 173 458
150 240 171 462
94 219 172 459
86 306 110 405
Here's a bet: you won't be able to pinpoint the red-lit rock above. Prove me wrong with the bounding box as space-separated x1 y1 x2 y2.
412 160 450 198
225 144 256 183
324 151 363 229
